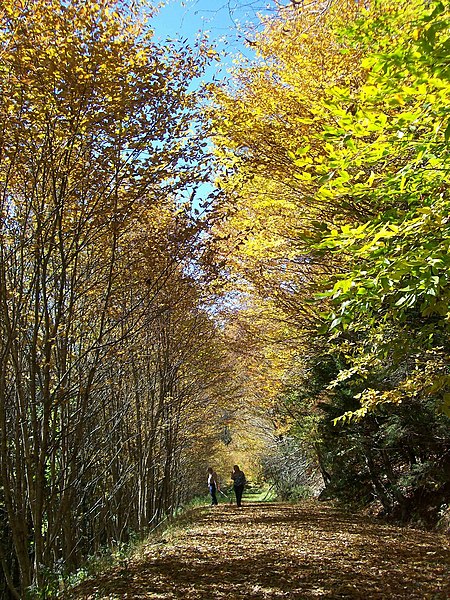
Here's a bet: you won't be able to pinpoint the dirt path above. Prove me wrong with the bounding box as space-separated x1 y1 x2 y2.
68 501 450 599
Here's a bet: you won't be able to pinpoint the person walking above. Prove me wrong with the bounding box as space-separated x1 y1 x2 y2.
231 464 246 507
207 467 219 506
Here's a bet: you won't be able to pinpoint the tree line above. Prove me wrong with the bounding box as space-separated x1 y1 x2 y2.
206 0 450 528
0 1 236 596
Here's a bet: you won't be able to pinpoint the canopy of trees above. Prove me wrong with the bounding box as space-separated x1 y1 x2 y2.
1 0 449 597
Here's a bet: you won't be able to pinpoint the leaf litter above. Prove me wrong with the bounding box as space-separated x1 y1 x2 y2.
64 500 450 599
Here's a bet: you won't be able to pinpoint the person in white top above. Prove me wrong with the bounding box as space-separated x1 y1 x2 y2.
207 467 219 506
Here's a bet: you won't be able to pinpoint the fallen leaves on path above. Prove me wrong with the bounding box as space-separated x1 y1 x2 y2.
65 501 450 599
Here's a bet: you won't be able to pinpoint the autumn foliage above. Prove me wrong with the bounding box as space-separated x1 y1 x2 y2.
207 0 450 530
1 0 450 597
0 0 230 596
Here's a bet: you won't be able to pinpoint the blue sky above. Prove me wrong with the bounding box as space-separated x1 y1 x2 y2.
151 0 263 47
149 1 280 209
151 0 273 78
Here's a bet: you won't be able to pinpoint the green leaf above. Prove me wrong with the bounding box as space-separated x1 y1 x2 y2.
333 279 353 294
329 317 343 330
425 1 445 21
441 393 450 418
444 119 450 143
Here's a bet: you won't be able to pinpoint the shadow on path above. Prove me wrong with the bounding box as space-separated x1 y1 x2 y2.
66 501 450 599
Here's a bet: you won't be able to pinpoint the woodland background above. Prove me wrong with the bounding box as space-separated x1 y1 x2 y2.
0 0 449 597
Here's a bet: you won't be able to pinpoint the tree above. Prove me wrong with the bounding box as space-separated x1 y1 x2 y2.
0 0 217 595
313 0 450 418
205 0 367 330
205 0 368 497
207 0 450 518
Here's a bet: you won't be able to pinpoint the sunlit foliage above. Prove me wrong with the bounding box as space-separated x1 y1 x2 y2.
208 0 450 521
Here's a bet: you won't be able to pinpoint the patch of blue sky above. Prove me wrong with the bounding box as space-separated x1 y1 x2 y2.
148 1 286 212
151 0 263 68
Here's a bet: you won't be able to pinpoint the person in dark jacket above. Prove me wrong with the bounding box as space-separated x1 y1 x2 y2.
231 464 246 507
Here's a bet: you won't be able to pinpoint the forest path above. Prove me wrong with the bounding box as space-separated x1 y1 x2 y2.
68 501 449 599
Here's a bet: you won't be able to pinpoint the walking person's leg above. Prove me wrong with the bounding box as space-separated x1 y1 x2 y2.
235 484 243 507
210 484 218 505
